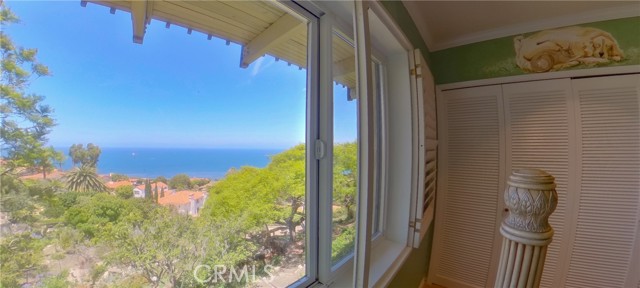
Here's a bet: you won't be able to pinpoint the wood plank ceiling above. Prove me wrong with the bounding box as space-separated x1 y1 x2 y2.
83 0 356 89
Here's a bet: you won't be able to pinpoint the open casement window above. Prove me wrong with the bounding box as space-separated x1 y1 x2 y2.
77 0 423 286
81 1 322 287
351 1 425 286
408 49 437 248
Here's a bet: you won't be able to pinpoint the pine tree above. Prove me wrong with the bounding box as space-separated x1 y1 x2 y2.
144 180 151 199
0 4 64 177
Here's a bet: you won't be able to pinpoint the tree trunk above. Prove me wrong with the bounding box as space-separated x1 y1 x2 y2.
264 224 272 243
346 204 354 221
287 198 300 242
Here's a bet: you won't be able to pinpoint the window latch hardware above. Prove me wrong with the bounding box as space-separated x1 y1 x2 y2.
315 139 326 160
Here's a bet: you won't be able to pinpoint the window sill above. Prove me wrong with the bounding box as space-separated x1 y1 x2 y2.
328 238 411 287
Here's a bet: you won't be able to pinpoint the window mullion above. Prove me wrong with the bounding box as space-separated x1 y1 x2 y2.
317 11 335 285
353 0 376 287
281 0 321 286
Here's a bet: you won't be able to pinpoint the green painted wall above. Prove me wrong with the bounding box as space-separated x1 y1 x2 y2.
431 16 640 84
379 2 433 287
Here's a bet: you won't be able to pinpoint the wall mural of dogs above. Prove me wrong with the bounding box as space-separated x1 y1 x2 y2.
514 26 624 73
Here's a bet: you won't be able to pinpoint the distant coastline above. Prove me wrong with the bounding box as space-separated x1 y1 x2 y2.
54 147 283 180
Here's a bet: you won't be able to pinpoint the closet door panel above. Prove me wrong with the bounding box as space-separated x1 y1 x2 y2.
567 74 640 288
502 79 575 288
429 85 504 288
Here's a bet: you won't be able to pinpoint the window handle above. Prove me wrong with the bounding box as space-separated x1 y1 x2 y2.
315 139 326 159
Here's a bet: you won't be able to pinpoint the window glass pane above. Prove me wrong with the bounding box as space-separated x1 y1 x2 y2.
1 1 310 287
331 31 358 266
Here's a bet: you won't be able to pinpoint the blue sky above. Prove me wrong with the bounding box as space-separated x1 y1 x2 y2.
5 1 357 149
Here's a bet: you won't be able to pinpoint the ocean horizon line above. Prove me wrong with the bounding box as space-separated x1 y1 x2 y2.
52 146 290 151
49 147 283 180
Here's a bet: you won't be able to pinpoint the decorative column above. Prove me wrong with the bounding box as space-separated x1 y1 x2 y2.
495 169 558 288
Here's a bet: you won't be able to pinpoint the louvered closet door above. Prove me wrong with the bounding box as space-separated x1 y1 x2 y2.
566 74 640 288
502 79 576 288
429 85 505 288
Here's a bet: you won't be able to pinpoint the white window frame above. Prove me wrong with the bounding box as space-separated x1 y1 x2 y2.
242 1 420 286
275 1 321 287
306 1 423 287
69 0 421 286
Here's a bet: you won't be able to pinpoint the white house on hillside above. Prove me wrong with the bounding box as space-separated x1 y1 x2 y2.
133 182 169 198
158 191 207 216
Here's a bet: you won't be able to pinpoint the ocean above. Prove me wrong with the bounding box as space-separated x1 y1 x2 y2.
56 148 283 180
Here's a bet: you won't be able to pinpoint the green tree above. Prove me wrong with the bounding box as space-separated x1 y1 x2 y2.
267 144 306 242
106 207 226 287
204 166 280 246
57 191 83 210
205 145 309 243
0 4 63 177
144 179 151 199
0 190 36 224
111 173 129 181
54 226 84 252
63 193 146 239
194 217 259 287
0 179 59 224
0 173 24 194
35 146 65 179
64 165 107 192
115 184 134 199
169 173 192 190
191 178 210 187
0 233 46 287
153 185 159 203
90 264 107 287
331 225 356 261
153 176 168 184
68 143 101 167
333 142 357 221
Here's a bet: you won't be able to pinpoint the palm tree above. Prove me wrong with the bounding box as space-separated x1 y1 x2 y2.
64 165 107 192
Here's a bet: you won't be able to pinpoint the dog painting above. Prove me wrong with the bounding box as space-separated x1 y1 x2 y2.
514 26 624 73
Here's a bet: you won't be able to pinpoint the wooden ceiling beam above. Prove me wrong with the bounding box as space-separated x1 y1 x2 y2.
131 0 153 44
240 13 303 68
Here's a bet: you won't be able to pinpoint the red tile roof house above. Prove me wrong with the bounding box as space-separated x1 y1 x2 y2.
105 180 131 190
158 191 207 216
132 181 169 198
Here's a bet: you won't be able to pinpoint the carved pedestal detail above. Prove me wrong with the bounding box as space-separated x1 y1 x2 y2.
495 169 557 288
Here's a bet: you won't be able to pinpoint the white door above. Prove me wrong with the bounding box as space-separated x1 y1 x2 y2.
502 79 576 287
429 74 640 288
565 74 640 288
429 85 505 288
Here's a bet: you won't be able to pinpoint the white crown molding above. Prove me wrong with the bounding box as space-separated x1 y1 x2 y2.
429 3 640 52
437 65 640 91
400 0 437 52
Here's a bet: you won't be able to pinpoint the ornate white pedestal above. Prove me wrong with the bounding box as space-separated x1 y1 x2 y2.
495 169 558 288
